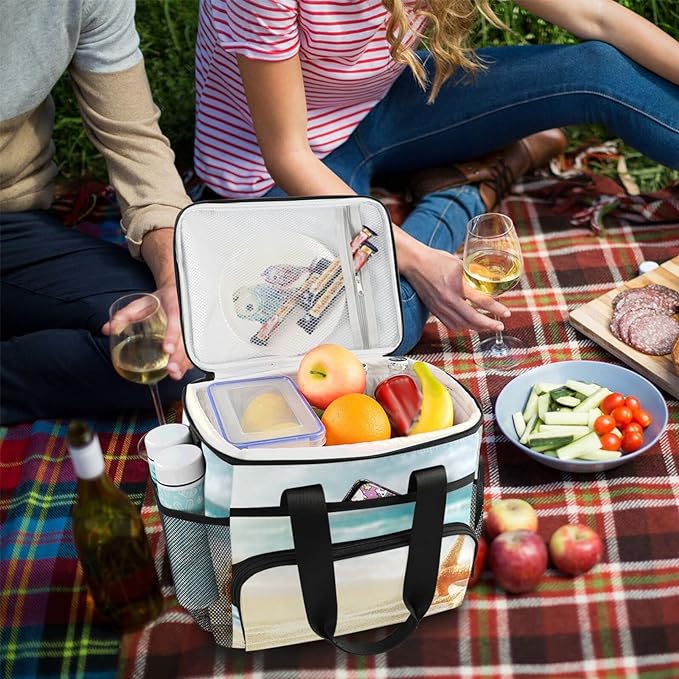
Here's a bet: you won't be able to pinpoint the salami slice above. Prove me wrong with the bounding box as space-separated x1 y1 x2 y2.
627 315 679 355
646 284 679 311
620 291 674 317
617 307 665 344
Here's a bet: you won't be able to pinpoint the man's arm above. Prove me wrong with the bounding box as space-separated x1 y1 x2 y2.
69 0 192 379
515 0 679 86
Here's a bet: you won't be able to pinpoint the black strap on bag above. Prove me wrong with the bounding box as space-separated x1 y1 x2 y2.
281 465 447 655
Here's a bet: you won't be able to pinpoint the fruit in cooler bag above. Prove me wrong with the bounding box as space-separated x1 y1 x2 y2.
374 362 454 436
408 362 454 435
321 393 391 445
373 374 422 436
296 343 366 409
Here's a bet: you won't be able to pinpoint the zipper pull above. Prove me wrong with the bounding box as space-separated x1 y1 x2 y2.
355 273 365 296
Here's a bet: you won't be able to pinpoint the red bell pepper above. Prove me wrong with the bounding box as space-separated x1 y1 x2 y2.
374 374 422 436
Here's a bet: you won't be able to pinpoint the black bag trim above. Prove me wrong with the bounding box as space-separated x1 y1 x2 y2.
232 521 476 608
153 485 231 525
182 380 482 466
174 195 403 374
230 472 475 517
278 465 449 654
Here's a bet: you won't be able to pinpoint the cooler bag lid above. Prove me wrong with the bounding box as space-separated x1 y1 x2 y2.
174 196 403 375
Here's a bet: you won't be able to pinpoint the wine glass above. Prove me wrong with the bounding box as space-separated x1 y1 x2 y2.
109 293 169 425
462 213 525 371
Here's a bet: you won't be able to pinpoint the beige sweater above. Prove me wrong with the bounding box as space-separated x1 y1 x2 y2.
0 1 191 259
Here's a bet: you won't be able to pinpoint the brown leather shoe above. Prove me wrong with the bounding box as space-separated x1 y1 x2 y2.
407 129 567 210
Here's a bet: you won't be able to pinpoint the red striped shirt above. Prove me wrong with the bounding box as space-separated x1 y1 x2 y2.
195 0 424 197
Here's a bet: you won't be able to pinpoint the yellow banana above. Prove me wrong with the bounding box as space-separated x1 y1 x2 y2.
408 362 454 435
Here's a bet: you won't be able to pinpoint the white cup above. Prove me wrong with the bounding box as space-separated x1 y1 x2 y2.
143 423 192 483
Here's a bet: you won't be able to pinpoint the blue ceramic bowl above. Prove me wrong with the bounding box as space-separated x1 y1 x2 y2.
494 360 669 473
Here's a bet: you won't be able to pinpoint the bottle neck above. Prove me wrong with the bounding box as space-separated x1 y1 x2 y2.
69 437 105 480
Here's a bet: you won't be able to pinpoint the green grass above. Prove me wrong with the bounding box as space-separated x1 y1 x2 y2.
52 0 678 192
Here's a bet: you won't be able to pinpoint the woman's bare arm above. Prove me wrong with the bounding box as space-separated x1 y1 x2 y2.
236 54 509 334
516 0 679 86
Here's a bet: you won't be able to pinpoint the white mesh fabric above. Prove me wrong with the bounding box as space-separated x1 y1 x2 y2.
175 198 401 374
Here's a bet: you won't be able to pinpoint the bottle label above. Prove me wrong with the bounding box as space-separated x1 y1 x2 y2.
70 440 105 479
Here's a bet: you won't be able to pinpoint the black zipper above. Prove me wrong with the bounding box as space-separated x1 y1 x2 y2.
232 522 477 608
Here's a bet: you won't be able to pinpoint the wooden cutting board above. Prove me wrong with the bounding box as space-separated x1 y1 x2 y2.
569 256 679 399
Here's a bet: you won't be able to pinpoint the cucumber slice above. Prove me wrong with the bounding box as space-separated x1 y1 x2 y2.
572 388 612 412
523 386 540 421
543 451 559 458
577 449 622 461
538 425 590 437
549 387 577 401
565 380 601 397
555 396 582 408
556 431 602 460
611 427 623 438
537 382 562 394
513 412 526 438
528 434 574 450
543 411 590 426
537 393 551 422
520 414 538 445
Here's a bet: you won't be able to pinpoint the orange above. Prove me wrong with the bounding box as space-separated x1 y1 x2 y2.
321 393 391 445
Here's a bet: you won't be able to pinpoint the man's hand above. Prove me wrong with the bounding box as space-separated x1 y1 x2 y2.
395 228 511 334
102 228 193 381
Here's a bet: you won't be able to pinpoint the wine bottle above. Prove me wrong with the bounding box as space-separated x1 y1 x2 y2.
67 421 163 630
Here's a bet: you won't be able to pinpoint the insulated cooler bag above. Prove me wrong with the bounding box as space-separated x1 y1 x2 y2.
158 196 484 653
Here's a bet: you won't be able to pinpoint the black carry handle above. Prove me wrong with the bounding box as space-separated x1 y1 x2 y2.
281 465 447 655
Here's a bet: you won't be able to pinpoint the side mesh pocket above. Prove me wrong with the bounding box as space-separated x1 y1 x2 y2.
159 507 234 646
469 455 485 540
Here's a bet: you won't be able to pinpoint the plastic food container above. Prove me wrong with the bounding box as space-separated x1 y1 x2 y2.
206 375 325 448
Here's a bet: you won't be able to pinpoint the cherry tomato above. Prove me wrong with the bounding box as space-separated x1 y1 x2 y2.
600 433 622 451
633 408 652 429
593 415 616 436
623 422 643 436
624 396 641 412
611 406 633 427
621 431 643 453
601 393 625 415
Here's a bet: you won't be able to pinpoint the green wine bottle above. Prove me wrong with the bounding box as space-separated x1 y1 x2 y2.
67 421 163 630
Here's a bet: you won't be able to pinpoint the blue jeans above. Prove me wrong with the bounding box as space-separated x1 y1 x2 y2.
0 211 200 424
266 42 679 353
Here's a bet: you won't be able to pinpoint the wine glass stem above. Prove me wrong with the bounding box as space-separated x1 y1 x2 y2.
148 383 166 425
495 318 505 347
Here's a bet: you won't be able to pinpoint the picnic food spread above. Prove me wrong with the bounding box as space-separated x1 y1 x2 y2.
513 380 653 462
205 343 455 449
609 283 679 355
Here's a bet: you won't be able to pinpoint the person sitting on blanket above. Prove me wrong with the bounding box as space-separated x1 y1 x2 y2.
0 0 198 425
194 0 679 355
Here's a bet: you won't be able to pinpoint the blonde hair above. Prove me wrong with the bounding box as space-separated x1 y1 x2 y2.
382 0 504 102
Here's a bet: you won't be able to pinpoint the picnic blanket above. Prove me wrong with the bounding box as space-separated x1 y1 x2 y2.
1 174 678 679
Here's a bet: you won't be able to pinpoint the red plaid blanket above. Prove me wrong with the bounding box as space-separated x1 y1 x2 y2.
1 176 678 679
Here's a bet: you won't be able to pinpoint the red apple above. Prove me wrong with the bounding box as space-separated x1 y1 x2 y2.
549 524 604 576
296 344 366 409
485 499 538 540
468 535 488 588
488 530 548 594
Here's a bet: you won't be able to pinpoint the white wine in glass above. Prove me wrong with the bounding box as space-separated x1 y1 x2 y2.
463 213 525 370
109 293 169 424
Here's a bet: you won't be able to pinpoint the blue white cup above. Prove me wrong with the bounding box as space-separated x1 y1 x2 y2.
142 423 193 483
154 443 205 513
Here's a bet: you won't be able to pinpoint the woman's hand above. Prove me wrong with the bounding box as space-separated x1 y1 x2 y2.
396 230 511 334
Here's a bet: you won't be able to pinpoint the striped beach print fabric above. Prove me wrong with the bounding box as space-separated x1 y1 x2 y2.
194 0 426 197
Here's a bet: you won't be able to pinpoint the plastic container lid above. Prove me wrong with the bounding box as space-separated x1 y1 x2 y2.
154 443 205 486
207 375 325 448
